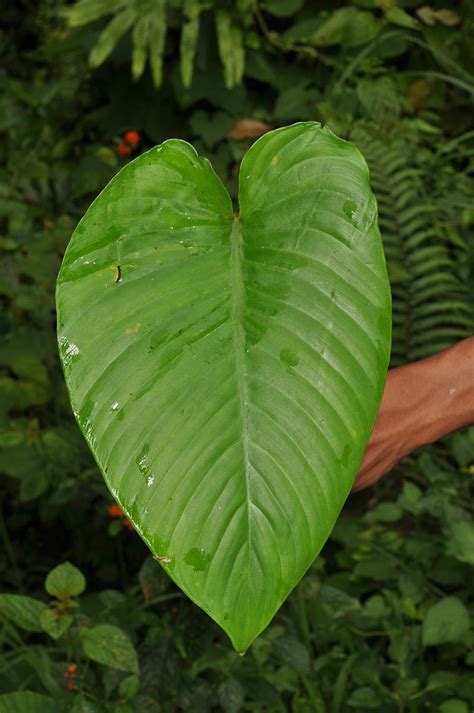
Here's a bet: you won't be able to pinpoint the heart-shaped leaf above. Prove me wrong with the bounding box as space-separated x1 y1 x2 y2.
56 122 391 652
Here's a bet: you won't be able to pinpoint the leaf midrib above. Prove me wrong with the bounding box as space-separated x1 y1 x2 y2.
229 215 252 576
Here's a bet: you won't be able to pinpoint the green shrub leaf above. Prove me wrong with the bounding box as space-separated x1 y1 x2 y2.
364 502 403 523
439 701 469 713
0 691 60 713
274 635 310 673
217 678 245 713
347 686 382 708
45 561 86 598
446 520 474 565
56 122 391 651
261 0 305 18
385 7 419 29
0 594 47 632
81 624 139 673
118 674 140 700
69 697 102 713
40 608 73 639
422 597 470 646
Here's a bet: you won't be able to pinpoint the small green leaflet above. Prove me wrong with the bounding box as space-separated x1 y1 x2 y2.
56 123 391 652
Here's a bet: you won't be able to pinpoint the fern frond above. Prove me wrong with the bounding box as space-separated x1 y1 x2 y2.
215 11 245 89
66 0 248 90
89 7 136 68
148 0 167 88
180 0 201 88
132 15 150 81
352 121 473 366
65 0 121 28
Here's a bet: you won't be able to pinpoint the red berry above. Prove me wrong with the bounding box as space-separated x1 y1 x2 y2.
68 664 76 672
124 130 140 146
117 142 132 156
108 504 124 518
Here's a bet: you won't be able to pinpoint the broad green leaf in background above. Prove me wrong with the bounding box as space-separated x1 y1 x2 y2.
422 596 470 646
45 561 86 598
385 6 420 30
56 122 391 652
69 698 102 713
118 674 140 700
0 594 47 632
0 691 60 713
40 608 73 639
273 635 310 673
446 520 474 565
81 624 139 673
347 686 382 709
218 678 246 713
439 701 469 713
308 8 380 48
261 0 305 18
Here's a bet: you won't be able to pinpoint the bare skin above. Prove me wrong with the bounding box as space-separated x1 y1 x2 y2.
353 336 474 492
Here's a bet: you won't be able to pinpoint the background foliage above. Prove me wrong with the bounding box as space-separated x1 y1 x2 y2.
1 0 473 711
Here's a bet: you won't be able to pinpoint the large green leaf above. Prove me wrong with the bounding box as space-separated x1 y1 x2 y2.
56 122 391 652
0 594 47 632
0 691 60 713
81 623 139 673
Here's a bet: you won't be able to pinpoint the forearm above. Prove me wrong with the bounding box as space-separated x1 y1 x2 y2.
353 336 474 492
390 336 474 453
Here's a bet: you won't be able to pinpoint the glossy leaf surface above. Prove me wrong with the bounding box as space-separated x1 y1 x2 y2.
56 123 391 652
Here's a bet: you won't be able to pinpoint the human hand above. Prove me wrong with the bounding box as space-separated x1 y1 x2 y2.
352 337 474 492
352 367 410 492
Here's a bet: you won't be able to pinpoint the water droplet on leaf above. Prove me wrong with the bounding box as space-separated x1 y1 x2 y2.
136 443 150 477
